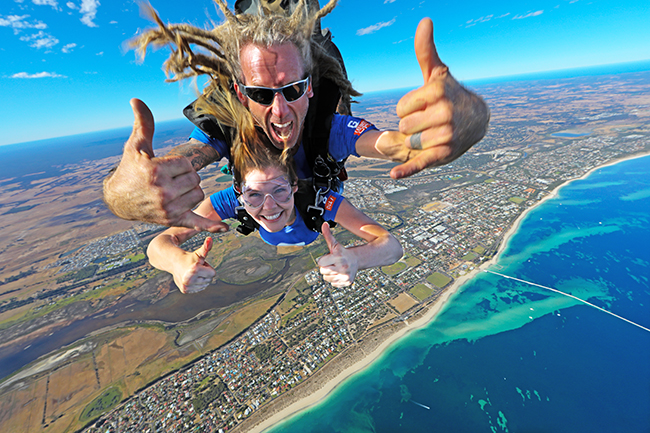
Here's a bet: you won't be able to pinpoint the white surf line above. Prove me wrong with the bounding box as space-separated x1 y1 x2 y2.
483 269 650 333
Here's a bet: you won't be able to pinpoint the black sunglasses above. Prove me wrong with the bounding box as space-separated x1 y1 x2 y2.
238 76 310 106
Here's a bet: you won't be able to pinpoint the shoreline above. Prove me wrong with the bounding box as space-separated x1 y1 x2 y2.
245 268 479 433
484 150 650 268
242 150 650 433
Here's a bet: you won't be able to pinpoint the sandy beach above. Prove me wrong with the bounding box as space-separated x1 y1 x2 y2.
240 269 480 433
237 150 650 433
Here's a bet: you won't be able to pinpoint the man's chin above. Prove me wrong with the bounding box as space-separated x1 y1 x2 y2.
270 138 297 151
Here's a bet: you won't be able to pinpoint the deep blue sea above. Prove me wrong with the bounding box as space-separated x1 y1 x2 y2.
267 155 650 433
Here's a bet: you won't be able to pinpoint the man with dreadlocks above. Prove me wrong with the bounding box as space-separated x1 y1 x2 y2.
103 0 490 233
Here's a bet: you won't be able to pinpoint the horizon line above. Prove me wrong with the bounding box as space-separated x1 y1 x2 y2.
3 59 649 148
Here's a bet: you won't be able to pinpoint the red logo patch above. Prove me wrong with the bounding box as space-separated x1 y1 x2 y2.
354 120 372 136
325 195 336 211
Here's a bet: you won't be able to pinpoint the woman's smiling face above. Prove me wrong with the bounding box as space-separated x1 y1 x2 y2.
241 166 297 233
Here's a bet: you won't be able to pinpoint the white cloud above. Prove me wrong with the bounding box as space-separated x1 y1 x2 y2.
96 51 103 56
19 30 59 48
513 10 543 19
384 0 397 3
356 17 396 36
66 1 77 9
61 42 76 52
32 0 59 9
11 71 65 78
79 0 99 27
0 14 47 33
393 36 413 45
465 12 511 27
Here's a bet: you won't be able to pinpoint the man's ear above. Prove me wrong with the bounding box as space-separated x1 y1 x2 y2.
306 78 314 99
234 82 248 106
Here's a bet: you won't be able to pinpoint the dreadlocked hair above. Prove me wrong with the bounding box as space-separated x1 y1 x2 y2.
130 0 360 142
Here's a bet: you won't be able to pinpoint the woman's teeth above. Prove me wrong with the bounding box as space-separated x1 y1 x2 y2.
263 212 282 221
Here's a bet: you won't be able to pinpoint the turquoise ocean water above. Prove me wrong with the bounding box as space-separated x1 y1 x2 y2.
267 155 650 433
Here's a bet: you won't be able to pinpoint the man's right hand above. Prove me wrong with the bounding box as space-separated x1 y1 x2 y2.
103 99 226 232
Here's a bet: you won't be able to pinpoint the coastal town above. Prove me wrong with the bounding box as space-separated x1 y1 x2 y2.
1 70 649 433
81 124 649 432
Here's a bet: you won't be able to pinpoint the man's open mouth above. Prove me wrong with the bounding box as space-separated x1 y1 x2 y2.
272 121 293 140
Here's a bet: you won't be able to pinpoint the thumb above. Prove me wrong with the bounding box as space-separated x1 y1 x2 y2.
126 98 155 158
321 222 338 253
178 211 230 234
195 236 213 259
414 18 445 83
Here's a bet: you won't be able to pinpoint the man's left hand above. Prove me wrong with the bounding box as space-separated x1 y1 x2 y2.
379 18 489 179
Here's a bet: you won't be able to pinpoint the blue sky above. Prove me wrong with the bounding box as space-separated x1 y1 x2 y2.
1 0 649 146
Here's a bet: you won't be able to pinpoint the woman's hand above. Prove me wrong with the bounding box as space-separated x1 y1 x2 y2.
173 237 216 293
317 223 359 287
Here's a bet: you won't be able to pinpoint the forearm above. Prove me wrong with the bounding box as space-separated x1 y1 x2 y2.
357 130 410 162
349 232 403 271
147 231 197 275
167 138 220 171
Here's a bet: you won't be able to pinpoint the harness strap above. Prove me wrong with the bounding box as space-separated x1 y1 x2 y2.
295 179 336 233
235 206 259 235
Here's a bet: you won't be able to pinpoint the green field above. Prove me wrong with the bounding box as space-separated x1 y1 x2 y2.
80 387 122 422
404 256 421 267
410 284 433 301
381 261 407 276
128 252 146 262
509 196 526 204
473 246 486 254
461 252 479 261
426 272 452 288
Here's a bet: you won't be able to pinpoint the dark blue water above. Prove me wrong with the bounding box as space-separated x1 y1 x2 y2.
269 155 650 432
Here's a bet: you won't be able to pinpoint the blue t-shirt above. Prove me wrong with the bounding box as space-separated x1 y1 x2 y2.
209 186 344 246
190 114 377 179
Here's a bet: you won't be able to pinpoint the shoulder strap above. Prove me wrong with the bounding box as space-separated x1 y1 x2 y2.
294 179 336 233
302 76 348 193
183 97 233 148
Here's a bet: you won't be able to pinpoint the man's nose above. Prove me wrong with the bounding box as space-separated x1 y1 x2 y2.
271 92 289 118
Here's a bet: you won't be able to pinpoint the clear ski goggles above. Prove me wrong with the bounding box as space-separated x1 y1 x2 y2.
238 76 310 106
240 176 295 209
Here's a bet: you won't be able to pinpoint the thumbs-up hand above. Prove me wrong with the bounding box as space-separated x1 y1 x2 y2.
317 223 358 287
381 18 488 179
173 236 216 294
103 99 228 233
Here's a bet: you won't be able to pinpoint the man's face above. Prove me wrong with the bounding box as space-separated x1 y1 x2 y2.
235 43 313 151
